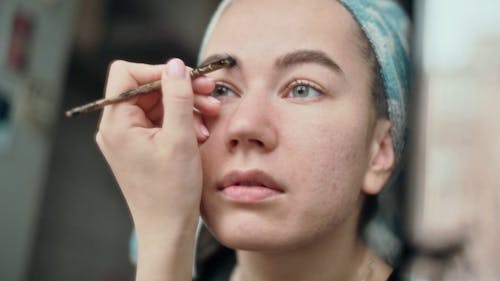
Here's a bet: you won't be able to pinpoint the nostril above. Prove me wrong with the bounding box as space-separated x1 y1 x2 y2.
230 139 239 147
252 139 265 147
229 138 265 148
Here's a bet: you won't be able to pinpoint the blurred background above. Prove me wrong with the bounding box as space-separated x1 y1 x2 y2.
0 1 224 280
1 0 499 281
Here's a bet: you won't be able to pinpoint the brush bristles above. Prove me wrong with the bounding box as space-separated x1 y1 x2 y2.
224 56 236 67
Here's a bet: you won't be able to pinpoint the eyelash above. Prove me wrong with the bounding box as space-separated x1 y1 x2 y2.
283 79 325 99
210 79 325 99
209 81 239 99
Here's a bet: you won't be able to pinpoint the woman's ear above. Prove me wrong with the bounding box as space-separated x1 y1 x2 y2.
363 119 395 195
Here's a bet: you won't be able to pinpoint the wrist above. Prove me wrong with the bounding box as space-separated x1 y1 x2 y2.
134 214 199 244
134 221 198 281
131 205 200 233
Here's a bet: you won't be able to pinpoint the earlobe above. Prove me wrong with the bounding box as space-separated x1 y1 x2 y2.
362 119 395 195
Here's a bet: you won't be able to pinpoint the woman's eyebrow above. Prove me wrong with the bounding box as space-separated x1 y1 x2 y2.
199 53 239 69
275 49 344 76
199 50 343 76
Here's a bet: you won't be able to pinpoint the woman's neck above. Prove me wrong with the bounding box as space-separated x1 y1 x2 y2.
230 215 391 281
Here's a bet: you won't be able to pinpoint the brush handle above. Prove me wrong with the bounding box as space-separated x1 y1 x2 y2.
65 81 162 117
65 56 235 117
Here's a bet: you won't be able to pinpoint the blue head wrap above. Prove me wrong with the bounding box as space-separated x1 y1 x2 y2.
338 0 411 263
339 0 411 161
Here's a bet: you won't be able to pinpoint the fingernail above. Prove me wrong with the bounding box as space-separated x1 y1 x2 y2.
166 58 185 78
200 124 210 137
208 96 221 105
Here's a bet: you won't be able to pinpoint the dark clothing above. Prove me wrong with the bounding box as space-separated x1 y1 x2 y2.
193 226 235 281
387 267 402 281
194 245 235 281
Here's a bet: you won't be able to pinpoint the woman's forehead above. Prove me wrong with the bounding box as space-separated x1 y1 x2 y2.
206 0 357 45
201 0 365 80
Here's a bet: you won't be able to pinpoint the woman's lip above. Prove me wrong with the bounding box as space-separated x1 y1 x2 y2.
217 169 284 203
220 185 282 203
218 169 285 192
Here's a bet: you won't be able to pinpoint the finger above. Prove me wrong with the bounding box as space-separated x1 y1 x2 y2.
145 94 220 127
192 76 216 95
100 102 153 135
104 61 164 98
98 104 154 146
194 95 221 117
100 61 164 133
194 113 210 142
136 91 161 112
146 102 163 126
140 74 214 117
160 58 196 137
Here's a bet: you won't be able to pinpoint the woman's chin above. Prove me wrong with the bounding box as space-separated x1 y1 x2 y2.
201 201 317 252
204 218 304 252
214 229 290 252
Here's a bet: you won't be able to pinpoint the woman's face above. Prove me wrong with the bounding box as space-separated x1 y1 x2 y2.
199 0 386 251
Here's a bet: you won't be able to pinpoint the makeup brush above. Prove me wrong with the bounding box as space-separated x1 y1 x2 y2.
65 55 236 117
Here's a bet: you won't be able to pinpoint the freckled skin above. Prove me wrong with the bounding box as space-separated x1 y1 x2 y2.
199 0 379 252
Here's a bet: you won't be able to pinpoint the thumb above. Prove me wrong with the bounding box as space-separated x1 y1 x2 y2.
161 58 195 134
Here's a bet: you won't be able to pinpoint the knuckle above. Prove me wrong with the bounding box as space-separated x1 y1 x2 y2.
95 125 116 148
168 93 192 104
95 131 104 147
108 59 127 73
164 85 194 103
95 132 115 162
95 130 109 149
95 132 110 158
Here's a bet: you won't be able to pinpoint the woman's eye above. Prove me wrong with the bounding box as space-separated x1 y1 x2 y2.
211 84 237 99
287 84 322 99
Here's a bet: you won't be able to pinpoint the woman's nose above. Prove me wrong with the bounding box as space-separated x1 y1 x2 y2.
224 92 278 153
